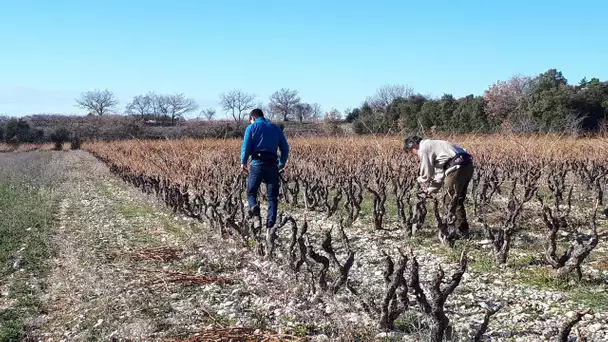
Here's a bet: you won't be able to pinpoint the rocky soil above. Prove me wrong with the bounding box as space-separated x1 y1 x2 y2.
13 150 607 341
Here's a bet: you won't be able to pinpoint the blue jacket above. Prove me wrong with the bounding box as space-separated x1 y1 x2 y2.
240 117 290 168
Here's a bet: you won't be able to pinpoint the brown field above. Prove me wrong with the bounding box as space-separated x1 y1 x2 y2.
80 133 608 341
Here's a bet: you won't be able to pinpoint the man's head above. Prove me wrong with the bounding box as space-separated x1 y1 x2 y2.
249 108 264 124
404 135 423 155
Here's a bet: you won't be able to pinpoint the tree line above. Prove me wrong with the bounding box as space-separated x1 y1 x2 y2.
3 67 606 144
347 69 608 135
73 88 330 128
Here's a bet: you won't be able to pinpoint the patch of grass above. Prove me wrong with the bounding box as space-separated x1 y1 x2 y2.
93 181 114 198
508 253 538 269
161 218 189 239
279 316 313 337
394 311 429 334
132 234 159 245
359 197 373 217
182 259 202 272
0 177 57 341
405 235 429 247
101 184 155 219
0 185 54 275
518 266 608 310
251 308 270 330
519 267 571 291
385 201 398 217
118 202 153 218
431 245 462 262
570 287 608 311
0 319 24 342
293 323 315 337
469 252 495 273
207 312 231 327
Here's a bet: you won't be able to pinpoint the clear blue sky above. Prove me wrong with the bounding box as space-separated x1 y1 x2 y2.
1 0 607 118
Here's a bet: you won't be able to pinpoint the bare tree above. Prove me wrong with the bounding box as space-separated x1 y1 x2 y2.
75 89 118 116
255 102 275 120
293 103 313 122
311 103 323 121
368 84 414 113
269 88 300 121
164 93 199 125
125 92 154 119
324 108 342 121
219 89 256 128
201 108 216 121
151 93 169 123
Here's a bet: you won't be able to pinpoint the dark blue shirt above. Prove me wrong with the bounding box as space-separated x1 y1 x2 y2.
240 117 290 168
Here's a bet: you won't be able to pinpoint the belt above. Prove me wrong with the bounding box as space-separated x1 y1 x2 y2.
251 151 278 164
444 152 472 170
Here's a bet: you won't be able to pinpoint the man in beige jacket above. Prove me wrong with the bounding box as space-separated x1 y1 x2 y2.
404 135 474 234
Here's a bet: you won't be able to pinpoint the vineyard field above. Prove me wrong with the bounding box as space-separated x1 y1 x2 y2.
81 134 608 341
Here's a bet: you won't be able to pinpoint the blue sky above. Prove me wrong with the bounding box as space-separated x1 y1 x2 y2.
1 0 607 118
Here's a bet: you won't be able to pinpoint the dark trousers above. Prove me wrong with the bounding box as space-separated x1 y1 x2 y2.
444 163 474 233
247 163 280 228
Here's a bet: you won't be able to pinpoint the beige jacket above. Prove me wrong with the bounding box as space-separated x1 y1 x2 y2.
417 139 468 193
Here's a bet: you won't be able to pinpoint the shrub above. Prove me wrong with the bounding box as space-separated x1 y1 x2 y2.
345 108 361 123
4 119 31 143
50 127 70 151
322 122 344 136
353 121 368 135
70 136 82 150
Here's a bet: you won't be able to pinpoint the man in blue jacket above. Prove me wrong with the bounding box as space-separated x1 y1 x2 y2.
240 108 290 228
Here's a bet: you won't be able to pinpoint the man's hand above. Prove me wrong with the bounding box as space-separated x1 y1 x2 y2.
417 190 433 200
241 164 248 173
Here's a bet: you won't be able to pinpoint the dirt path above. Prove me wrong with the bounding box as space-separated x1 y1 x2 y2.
32 152 225 341
32 151 315 342
33 151 172 340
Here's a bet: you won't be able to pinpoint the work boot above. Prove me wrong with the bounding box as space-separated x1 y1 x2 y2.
247 204 261 219
457 221 470 239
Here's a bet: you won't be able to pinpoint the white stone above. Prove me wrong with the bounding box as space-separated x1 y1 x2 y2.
588 323 602 333
376 331 404 340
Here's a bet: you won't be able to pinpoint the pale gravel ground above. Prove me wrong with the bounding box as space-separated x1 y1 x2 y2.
21 151 608 341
